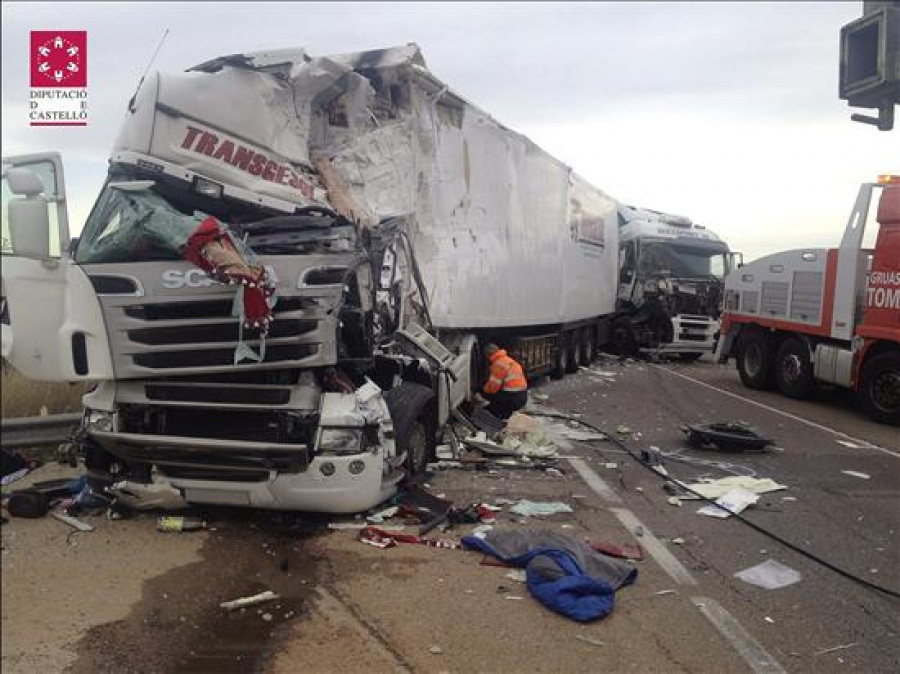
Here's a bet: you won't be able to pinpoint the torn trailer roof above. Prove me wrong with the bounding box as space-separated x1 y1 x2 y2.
114 43 620 330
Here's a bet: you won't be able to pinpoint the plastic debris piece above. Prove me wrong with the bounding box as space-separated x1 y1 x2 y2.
835 440 865 449
683 476 787 500
575 634 605 647
697 487 759 518
604 462 618 469
220 590 279 611
51 512 94 532
671 538 685 545
667 497 682 507
734 559 802 589
157 516 206 532
509 500 573 517
841 470 871 480
654 590 677 596
764 616 775 624
429 645 443 655
504 569 527 583
616 426 631 435
504 595 524 600
109 480 187 511
366 505 399 524
814 642 860 656
682 422 773 451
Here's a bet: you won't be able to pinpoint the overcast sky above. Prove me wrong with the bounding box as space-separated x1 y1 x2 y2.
2 1 897 259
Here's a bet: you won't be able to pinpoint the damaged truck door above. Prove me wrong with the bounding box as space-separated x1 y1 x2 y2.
1 153 113 381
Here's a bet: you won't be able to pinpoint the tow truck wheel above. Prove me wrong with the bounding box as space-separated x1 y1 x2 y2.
736 329 775 390
858 351 900 426
384 383 437 477
774 337 814 399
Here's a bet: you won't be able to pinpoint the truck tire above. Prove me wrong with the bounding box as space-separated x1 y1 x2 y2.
580 329 594 366
774 337 814 399
609 318 638 357
384 383 437 477
565 332 579 374
858 351 900 426
736 329 775 390
552 338 567 380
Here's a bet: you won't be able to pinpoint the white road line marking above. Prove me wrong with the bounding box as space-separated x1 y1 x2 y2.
609 508 697 585
653 364 900 459
567 457 622 503
692 597 787 674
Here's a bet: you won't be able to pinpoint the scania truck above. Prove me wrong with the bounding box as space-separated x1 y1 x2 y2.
1 44 620 512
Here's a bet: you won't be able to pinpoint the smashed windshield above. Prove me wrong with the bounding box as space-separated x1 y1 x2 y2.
76 179 354 264
639 242 727 279
76 187 209 263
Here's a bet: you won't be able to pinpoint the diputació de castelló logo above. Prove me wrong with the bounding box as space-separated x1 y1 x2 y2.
29 31 89 126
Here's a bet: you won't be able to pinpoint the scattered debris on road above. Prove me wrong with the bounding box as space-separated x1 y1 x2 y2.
734 559 802 589
682 422 774 451
157 516 207 532
697 487 760 519
840 470 871 480
462 529 638 622
220 590 280 611
509 500 573 517
51 511 94 532
574 634 605 647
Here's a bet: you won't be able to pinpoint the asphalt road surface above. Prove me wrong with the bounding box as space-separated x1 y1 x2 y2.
2 357 897 673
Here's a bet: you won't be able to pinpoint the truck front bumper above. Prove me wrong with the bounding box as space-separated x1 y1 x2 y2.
89 429 402 514
659 315 719 354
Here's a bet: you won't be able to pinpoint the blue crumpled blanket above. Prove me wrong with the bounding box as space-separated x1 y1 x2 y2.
462 529 637 622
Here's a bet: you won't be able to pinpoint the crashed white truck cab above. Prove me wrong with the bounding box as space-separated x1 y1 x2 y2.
614 205 740 358
1 45 621 513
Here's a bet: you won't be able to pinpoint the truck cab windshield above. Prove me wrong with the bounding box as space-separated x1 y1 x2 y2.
639 242 727 279
76 169 350 264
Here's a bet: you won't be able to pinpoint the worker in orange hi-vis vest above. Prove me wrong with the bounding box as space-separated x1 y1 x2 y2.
482 343 529 420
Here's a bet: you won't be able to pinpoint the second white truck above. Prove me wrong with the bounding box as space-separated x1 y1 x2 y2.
613 204 740 359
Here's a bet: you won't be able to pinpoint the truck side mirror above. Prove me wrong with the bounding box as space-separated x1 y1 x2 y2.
6 167 51 259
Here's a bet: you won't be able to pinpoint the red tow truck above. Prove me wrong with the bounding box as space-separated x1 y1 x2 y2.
715 175 900 425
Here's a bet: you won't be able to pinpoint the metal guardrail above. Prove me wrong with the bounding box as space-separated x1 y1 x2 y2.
1 413 82 450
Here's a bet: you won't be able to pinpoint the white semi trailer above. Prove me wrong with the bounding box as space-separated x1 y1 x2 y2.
1 44 619 513
613 205 740 359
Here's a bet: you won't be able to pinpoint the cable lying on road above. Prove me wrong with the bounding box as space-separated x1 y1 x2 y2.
527 410 900 600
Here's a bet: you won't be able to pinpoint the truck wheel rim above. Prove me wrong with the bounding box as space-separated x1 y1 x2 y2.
745 345 762 376
872 372 900 413
782 354 802 382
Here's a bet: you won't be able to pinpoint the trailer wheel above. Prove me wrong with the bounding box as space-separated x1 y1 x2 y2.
774 337 814 399
580 329 594 366
552 338 567 380
609 318 638 357
565 332 579 374
858 351 900 426
736 329 775 390
384 383 437 477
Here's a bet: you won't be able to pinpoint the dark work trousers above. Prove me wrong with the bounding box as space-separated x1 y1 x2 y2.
483 390 528 420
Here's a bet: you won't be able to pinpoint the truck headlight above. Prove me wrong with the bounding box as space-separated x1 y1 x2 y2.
317 428 365 455
86 410 114 432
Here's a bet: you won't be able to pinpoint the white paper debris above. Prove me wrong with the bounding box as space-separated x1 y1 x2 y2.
504 569 527 583
510 500 573 517
697 487 759 519
840 470 871 480
683 476 788 500
734 559 802 589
